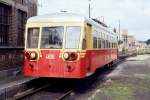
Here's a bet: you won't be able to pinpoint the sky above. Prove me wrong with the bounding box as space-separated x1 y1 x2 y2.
38 0 150 41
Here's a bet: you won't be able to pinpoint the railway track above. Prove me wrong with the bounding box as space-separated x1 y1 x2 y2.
14 85 73 100
57 90 73 100
9 55 132 100
12 84 74 100
13 83 51 100
9 78 76 100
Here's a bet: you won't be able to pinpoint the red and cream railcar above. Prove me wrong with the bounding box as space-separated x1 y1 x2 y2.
24 13 118 78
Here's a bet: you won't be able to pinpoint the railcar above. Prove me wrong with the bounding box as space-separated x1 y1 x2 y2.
24 13 118 78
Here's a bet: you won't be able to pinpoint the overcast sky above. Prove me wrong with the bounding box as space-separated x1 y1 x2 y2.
38 0 150 41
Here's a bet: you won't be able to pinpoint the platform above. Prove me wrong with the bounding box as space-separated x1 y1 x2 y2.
0 73 36 100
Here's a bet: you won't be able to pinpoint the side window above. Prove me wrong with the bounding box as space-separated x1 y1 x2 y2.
82 31 86 49
102 33 105 48
93 30 97 48
108 36 110 48
100 33 102 48
110 36 112 48
98 32 101 48
106 35 108 48
104 34 106 48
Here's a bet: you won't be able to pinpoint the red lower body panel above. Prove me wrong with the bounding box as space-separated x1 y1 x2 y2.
24 49 118 78
86 49 118 72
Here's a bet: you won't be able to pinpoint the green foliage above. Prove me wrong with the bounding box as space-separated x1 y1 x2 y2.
146 39 150 45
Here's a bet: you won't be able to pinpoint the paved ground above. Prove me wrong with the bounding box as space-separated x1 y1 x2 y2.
66 54 150 100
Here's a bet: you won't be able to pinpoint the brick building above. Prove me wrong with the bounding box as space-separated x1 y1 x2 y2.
0 0 37 47
0 0 37 70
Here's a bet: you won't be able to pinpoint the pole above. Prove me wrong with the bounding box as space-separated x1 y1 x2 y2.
89 0 91 18
119 20 120 41
118 20 121 48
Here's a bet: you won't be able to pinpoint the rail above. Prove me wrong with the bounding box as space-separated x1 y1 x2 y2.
8 52 148 100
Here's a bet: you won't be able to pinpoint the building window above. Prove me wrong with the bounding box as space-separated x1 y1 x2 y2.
0 3 11 46
17 10 27 46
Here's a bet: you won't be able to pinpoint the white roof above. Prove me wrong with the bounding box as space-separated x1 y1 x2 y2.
27 13 116 35
27 13 88 23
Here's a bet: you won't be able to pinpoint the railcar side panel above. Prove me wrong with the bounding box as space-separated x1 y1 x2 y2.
86 49 118 73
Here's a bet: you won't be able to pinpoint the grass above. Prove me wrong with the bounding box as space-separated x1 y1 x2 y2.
94 82 134 100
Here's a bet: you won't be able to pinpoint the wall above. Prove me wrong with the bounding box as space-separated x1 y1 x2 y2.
0 0 37 70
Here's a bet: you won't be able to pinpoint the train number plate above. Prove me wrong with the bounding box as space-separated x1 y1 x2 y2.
46 54 55 60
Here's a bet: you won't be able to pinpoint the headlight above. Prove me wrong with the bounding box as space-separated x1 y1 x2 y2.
30 52 37 59
70 52 78 60
63 52 69 60
63 52 78 61
25 51 37 60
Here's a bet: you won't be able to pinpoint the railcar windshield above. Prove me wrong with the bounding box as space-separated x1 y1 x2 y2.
40 27 64 49
65 26 81 49
26 28 40 48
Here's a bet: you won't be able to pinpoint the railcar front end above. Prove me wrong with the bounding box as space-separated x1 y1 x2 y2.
24 22 89 78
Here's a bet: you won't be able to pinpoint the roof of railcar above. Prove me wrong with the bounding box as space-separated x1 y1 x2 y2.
27 13 94 24
27 13 116 35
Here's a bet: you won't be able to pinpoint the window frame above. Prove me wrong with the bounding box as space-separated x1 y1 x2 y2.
26 27 40 49
93 30 98 49
65 26 82 49
82 27 87 50
40 26 64 49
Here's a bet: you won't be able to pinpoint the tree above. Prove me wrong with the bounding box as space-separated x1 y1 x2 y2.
146 39 150 45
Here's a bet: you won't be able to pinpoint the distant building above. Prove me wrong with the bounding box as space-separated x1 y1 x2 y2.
0 0 37 70
0 0 37 47
135 41 147 48
121 30 129 48
127 35 136 48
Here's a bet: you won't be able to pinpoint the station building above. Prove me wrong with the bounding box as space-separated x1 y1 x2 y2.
0 0 37 71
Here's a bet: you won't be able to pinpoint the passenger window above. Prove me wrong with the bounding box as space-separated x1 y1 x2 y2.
93 31 97 48
102 33 105 48
82 32 86 49
98 38 101 48
106 40 108 48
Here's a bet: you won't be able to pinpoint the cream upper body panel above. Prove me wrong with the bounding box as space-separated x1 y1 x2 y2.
25 13 118 50
27 13 116 35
